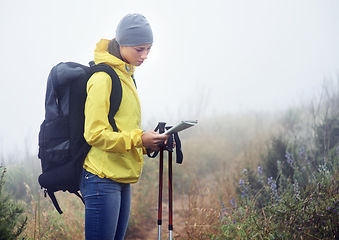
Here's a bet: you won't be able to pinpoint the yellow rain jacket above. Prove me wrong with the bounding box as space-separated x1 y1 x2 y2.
83 39 144 183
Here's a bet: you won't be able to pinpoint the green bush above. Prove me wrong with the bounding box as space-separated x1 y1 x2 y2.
260 136 290 181
213 137 339 240
267 174 338 239
214 169 338 239
315 114 339 154
0 165 27 240
214 109 339 239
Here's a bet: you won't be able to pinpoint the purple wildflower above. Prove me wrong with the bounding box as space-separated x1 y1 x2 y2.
257 166 263 183
268 177 280 201
293 182 300 199
299 147 305 159
285 151 293 165
220 199 226 219
239 179 244 188
230 198 236 207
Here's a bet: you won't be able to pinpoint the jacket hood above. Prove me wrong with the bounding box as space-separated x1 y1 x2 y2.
94 39 135 76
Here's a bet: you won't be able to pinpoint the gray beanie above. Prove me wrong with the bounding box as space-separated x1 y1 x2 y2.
116 13 153 47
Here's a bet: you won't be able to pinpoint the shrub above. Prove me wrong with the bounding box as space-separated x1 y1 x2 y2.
261 136 289 181
213 143 339 239
315 114 339 154
0 165 27 240
268 173 338 239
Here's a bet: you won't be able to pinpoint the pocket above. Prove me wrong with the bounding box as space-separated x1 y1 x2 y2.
39 117 70 171
80 170 101 199
80 169 93 197
85 171 96 180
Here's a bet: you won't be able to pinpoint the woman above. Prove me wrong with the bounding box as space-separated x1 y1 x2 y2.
80 13 168 240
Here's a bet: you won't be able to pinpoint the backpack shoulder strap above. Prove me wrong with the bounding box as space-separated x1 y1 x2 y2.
89 63 122 132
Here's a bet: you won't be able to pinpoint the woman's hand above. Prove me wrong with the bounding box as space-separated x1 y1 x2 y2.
141 131 169 151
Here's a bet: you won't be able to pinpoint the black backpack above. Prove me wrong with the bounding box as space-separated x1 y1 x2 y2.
38 61 122 214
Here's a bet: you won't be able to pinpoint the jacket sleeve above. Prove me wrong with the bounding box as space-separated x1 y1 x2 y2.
84 72 144 153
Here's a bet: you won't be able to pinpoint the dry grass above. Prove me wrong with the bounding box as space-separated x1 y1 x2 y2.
4 110 283 239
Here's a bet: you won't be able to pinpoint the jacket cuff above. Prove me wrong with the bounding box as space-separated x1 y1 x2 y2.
131 129 144 148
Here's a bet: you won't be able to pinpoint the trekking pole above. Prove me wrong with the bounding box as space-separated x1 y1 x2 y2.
168 150 173 240
158 147 164 240
147 122 186 240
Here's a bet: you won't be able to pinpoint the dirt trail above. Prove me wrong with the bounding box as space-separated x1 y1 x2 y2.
147 199 186 240
129 198 187 240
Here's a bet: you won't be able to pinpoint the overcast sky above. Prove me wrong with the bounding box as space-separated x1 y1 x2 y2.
0 0 338 155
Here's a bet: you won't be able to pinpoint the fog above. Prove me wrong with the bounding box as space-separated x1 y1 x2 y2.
0 0 338 155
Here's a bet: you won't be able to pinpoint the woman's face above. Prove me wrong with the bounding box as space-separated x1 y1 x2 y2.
120 43 152 66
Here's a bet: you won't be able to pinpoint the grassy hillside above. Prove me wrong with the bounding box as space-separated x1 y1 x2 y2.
1 81 338 239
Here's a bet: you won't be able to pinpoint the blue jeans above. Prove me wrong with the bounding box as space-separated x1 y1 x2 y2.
80 169 131 240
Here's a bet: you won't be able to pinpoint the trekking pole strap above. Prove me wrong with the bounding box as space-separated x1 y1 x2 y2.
146 122 184 164
173 132 183 164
